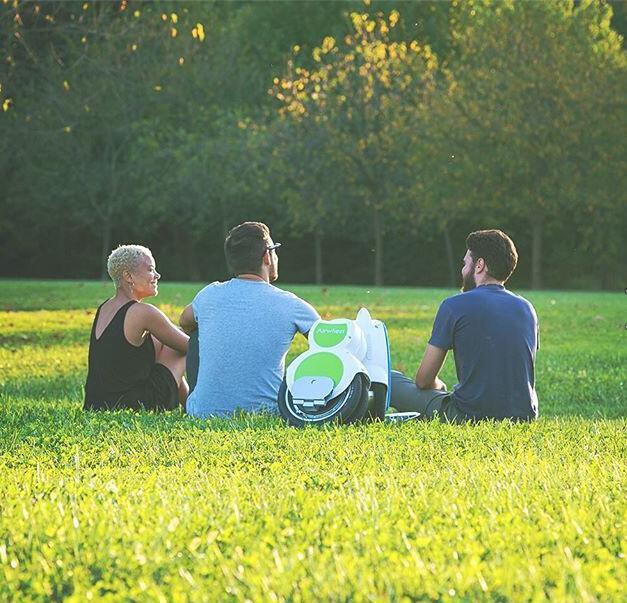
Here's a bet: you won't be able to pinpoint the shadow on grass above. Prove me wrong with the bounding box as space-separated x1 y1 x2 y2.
3 373 625 428
0 394 285 437
1 376 84 401
2 392 625 443
2 393 625 474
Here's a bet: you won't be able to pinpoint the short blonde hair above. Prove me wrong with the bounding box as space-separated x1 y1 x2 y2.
107 244 153 287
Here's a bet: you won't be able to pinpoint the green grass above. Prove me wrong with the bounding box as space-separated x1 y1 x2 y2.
1 280 625 601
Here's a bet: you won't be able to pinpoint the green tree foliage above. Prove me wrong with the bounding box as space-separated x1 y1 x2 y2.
272 9 441 285
268 115 354 285
1 0 624 288
444 0 626 288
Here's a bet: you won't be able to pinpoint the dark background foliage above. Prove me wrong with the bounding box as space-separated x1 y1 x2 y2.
1 0 625 289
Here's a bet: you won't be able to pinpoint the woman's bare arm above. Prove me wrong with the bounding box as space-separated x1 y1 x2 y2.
128 303 189 353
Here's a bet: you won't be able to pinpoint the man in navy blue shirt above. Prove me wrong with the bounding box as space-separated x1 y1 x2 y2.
391 229 539 422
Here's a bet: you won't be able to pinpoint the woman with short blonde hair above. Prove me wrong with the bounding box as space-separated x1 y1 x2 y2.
84 244 188 411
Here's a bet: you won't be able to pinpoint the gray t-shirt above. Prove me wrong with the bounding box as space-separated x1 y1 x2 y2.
186 279 320 418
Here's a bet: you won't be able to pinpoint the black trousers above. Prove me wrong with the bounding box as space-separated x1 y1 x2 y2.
186 330 200 394
390 370 467 422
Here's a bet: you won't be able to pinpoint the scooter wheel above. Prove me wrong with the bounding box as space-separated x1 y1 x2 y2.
366 383 387 421
278 374 368 427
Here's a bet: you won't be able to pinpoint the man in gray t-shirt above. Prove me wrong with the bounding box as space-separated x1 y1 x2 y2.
179 222 319 418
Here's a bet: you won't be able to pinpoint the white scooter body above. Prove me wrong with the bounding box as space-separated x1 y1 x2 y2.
283 308 391 420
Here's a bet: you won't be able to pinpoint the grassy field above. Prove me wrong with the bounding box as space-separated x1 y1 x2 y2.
0 280 625 601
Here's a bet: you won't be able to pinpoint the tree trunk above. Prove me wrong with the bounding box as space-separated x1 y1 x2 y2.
600 268 612 291
179 230 200 281
100 215 112 280
443 225 456 288
314 233 323 285
222 218 230 240
531 217 543 290
373 208 384 286
222 217 231 277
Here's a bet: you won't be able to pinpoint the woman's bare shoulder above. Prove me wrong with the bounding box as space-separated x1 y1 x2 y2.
126 301 168 325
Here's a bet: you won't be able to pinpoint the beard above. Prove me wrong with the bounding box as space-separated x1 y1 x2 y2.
461 269 477 292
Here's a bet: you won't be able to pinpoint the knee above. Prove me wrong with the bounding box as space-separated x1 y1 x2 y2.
178 379 189 404
390 370 413 388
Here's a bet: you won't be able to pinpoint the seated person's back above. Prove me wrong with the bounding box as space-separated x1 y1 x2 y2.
430 283 538 420
181 222 319 417
391 229 539 422
84 244 189 411
187 279 317 416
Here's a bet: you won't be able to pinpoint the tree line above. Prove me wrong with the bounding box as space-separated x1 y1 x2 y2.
1 0 625 289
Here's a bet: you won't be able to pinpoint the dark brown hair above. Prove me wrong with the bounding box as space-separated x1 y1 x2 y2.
224 222 271 275
466 229 518 282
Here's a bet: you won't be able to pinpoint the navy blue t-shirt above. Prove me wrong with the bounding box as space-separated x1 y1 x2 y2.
429 284 539 421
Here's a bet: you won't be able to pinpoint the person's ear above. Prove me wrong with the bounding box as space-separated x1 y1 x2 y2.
122 269 133 285
475 258 486 274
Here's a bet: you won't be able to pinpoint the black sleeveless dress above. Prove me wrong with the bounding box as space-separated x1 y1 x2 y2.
84 300 178 411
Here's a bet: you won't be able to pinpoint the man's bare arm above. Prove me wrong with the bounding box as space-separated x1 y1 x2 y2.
179 304 197 335
415 344 448 390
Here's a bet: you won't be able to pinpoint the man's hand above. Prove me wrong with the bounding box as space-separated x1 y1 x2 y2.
433 376 448 391
415 344 448 391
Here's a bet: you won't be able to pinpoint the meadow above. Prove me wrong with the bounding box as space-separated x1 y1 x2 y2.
0 280 625 601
